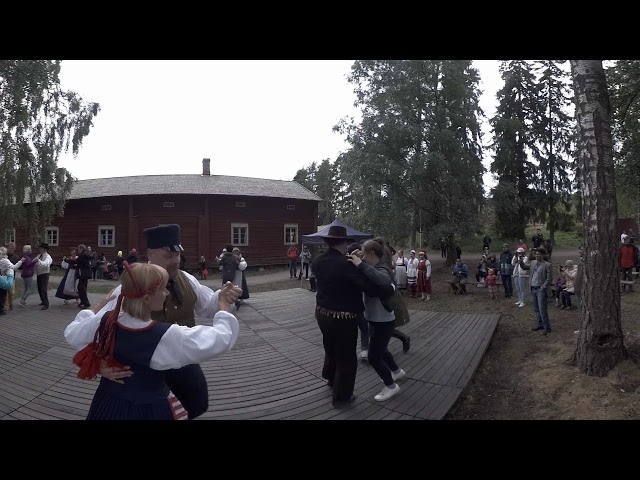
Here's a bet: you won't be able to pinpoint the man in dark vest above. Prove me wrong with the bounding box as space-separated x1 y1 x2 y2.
88 224 242 419
312 226 395 407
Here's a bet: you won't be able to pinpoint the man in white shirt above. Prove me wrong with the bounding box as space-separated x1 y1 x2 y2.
36 242 53 310
621 230 628 244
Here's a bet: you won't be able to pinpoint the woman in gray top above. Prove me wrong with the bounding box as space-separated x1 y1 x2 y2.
348 238 406 402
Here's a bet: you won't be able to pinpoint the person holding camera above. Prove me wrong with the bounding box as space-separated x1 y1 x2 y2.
519 248 553 335
512 247 529 307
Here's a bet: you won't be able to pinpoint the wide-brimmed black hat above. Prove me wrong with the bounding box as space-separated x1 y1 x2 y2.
144 224 184 252
38 242 49 249
322 225 352 240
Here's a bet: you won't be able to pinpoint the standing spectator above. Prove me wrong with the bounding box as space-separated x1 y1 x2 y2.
544 239 554 262
628 228 636 240
394 249 408 292
311 225 394 407
532 229 545 249
456 243 462 260
499 243 514 298
450 258 469 294
198 256 208 280
574 257 583 309
416 251 432 301
516 238 528 254
486 268 498 300
299 245 312 280
406 250 419 298
551 270 566 307
287 244 299 279
621 230 628 244
512 247 529 307
87 246 97 281
35 242 53 310
482 234 492 252
620 237 636 292
96 252 106 281
65 244 93 308
126 248 139 265
4 242 20 312
475 255 488 287
13 245 39 308
56 248 80 306
115 250 125 276
560 260 577 309
519 248 553 335
440 237 447 258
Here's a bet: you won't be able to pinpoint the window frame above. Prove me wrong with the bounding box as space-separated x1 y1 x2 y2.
45 226 59 247
284 223 298 245
231 223 249 247
98 225 116 248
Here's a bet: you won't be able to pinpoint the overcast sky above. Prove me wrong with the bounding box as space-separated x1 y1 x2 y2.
57 60 503 187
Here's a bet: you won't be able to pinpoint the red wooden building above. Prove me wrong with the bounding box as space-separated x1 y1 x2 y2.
9 159 321 268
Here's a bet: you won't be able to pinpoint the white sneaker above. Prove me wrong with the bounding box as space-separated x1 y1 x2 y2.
391 369 406 382
20 300 27 308
374 384 401 402
515 300 522 305
518 302 525 308
360 350 368 360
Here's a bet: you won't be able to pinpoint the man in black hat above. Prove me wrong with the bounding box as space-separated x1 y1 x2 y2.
85 224 243 419
35 242 53 310
312 225 395 407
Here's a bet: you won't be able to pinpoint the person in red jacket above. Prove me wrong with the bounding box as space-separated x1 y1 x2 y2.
287 245 299 278
620 237 637 292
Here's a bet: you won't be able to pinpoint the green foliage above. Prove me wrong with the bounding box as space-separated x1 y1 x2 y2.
0 60 99 242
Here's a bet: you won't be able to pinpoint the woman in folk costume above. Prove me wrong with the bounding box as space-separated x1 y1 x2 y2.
232 248 249 308
64 261 239 420
416 251 432 301
55 247 80 305
394 249 408 292
406 250 419 298
218 245 239 285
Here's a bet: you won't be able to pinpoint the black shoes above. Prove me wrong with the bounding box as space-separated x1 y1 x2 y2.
402 336 411 354
78 304 91 309
332 395 357 407
532 326 544 331
41 306 48 310
542 329 551 336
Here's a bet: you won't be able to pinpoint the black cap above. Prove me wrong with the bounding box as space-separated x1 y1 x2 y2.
38 242 49 249
143 224 184 252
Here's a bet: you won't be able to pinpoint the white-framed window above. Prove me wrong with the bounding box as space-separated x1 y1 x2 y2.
286 205 295 211
45 226 59 247
98 225 115 248
4 228 15 245
231 223 249 246
284 224 298 245
101 204 112 211
163 202 175 208
235 201 246 208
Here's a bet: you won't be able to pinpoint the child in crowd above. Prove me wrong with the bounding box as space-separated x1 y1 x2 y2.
553 270 566 307
486 268 498 300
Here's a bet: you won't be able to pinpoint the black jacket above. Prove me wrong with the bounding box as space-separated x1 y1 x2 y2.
67 250 93 280
312 248 394 314
218 252 239 283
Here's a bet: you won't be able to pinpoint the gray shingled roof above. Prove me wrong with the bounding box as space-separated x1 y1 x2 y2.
62 174 322 202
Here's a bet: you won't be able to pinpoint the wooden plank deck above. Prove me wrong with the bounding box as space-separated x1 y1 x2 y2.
0 287 499 420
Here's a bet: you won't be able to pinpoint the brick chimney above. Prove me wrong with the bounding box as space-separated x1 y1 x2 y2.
202 158 211 176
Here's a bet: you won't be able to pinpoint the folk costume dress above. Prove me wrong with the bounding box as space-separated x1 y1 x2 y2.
394 256 408 290
67 269 238 420
65 301 239 420
55 258 80 301
406 257 419 297
417 257 432 295
233 256 249 300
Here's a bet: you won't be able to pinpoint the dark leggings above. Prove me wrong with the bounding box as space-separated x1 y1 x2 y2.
367 321 399 387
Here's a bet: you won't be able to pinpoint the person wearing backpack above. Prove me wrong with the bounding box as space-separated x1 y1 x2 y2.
348 238 406 402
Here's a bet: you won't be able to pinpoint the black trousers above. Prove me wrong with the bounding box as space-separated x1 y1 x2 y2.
368 321 399 387
37 273 50 307
309 277 316 291
391 328 409 344
501 274 513 296
441 247 447 258
316 310 358 403
299 263 309 279
77 278 90 306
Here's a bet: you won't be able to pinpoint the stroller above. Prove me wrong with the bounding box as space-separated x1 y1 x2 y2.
103 262 119 280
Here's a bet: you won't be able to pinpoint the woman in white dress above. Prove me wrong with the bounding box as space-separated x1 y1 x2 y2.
394 250 408 292
406 250 419 298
